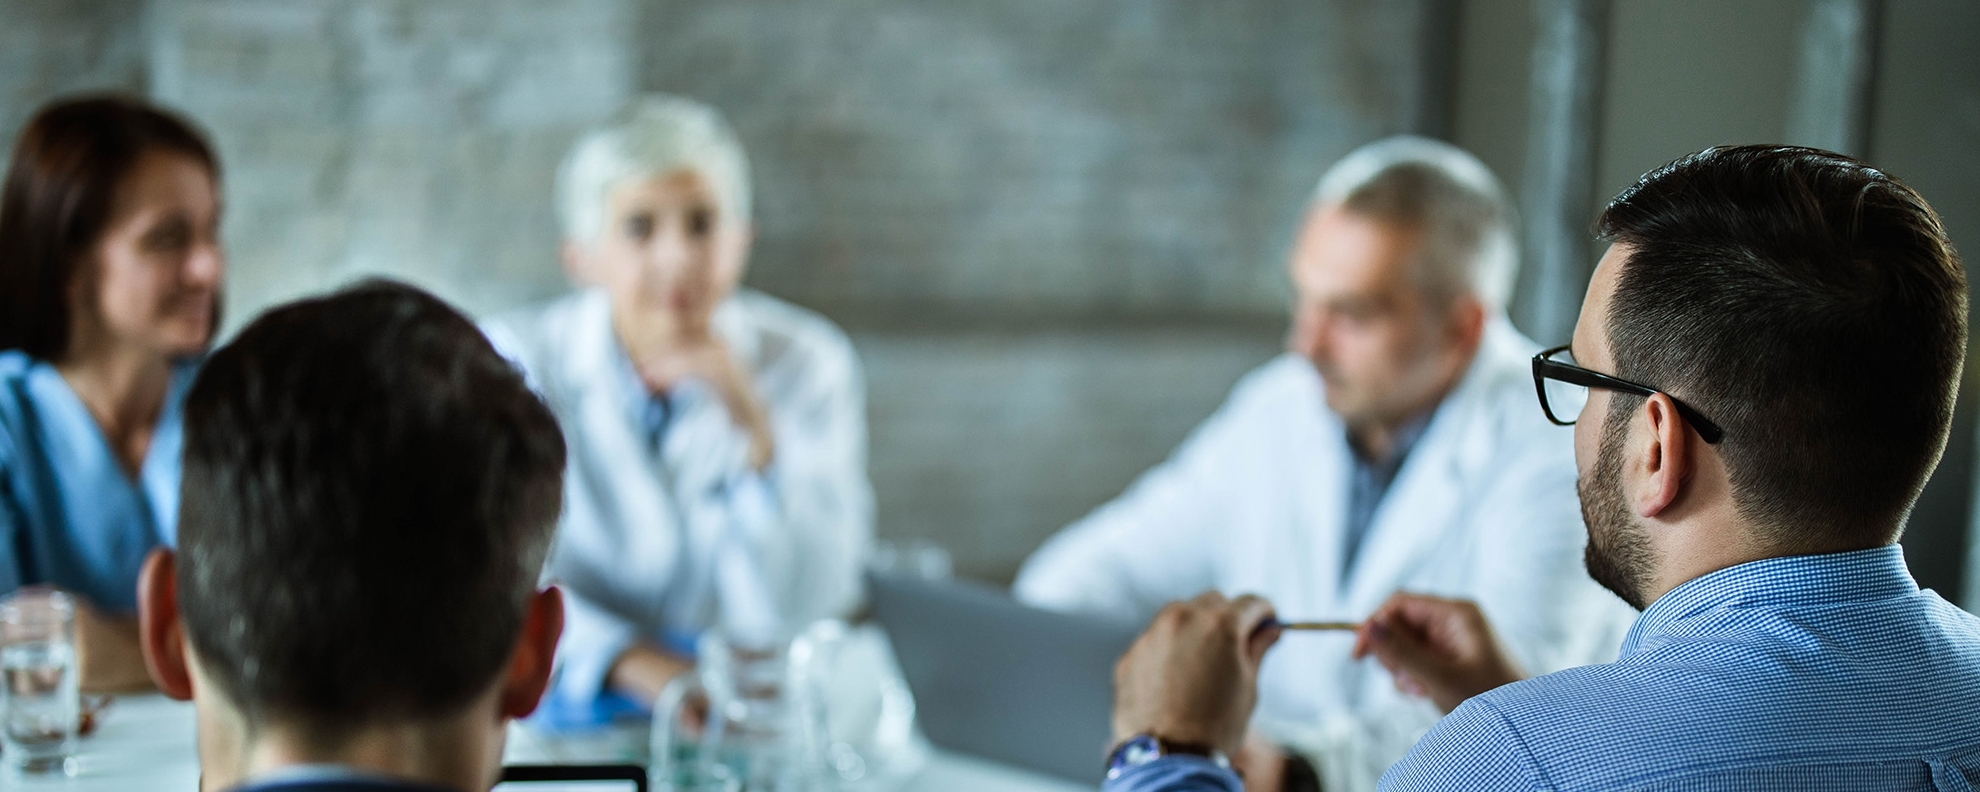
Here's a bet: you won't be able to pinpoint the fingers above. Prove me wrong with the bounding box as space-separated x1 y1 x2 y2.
1362 614 1431 676
1154 592 1279 665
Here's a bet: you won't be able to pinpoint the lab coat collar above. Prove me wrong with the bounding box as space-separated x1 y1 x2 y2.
562 287 762 423
1337 315 1539 611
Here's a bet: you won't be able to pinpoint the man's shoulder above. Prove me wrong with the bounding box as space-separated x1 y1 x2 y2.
1431 603 1980 789
1219 354 1324 413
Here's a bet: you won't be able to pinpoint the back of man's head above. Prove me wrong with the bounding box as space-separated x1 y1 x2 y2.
177 280 566 732
1598 145 1965 552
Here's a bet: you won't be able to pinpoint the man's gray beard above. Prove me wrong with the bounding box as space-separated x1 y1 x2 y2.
1581 405 1656 611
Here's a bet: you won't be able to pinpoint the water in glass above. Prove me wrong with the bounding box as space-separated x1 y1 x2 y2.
1 591 79 777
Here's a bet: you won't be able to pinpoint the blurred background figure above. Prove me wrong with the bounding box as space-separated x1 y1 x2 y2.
0 94 224 693
3 2 1974 785
11 0 1967 602
1015 137 1634 790
483 95 872 722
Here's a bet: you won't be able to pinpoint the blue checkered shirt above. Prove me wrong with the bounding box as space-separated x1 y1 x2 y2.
1107 545 1980 792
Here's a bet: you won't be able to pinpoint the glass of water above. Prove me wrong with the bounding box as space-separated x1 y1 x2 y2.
1 589 79 777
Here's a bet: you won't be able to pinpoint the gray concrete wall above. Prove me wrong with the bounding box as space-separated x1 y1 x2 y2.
3 0 1435 583
145 0 634 321
0 0 147 141
631 1 1442 321
7 0 1976 587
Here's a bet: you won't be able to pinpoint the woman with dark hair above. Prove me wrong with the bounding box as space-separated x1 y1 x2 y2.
0 94 224 691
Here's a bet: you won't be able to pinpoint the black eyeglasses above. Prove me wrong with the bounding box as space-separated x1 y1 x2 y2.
1531 344 1725 444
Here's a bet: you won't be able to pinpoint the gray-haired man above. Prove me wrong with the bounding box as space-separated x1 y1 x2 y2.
1016 138 1633 791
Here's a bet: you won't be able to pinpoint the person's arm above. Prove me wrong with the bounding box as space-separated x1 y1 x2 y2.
1105 591 1282 792
605 644 696 704
748 329 871 626
0 452 147 692
552 587 655 708
74 603 153 693
667 324 873 646
0 462 23 597
1015 366 1287 621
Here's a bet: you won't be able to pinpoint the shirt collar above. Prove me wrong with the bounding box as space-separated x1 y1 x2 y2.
1618 544 1916 658
236 764 457 790
609 340 715 448
1348 405 1438 470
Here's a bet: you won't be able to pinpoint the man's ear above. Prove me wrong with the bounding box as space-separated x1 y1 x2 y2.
137 549 194 701
1632 393 1691 520
1447 295 1487 351
559 242 593 286
499 586 566 720
736 222 757 264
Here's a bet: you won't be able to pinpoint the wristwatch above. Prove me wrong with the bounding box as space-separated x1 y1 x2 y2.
1105 734 1233 781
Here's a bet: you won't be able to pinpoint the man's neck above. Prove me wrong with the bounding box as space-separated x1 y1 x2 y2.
1639 497 1798 607
198 704 505 792
1346 406 1437 465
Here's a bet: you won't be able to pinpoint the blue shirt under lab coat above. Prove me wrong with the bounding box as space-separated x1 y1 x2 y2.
0 350 194 612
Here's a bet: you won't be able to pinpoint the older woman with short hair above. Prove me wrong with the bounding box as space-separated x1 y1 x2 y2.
485 95 872 719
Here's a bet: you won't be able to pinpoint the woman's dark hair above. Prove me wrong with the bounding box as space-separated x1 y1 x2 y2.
0 94 220 359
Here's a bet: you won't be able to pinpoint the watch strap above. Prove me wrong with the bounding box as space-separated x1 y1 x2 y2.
1106 734 1233 780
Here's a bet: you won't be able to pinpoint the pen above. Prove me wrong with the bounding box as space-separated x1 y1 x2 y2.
1262 618 1360 632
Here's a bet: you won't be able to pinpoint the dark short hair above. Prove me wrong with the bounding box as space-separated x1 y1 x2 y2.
178 280 565 731
1598 145 1965 551
0 94 220 359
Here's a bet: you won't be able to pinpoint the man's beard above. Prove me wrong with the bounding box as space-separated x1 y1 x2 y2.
1580 404 1656 610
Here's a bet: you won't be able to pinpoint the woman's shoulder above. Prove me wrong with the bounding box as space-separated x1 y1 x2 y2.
0 351 37 463
727 290 857 365
480 290 607 371
0 350 32 383
724 290 861 394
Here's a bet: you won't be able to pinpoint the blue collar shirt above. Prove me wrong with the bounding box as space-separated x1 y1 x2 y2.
1108 545 1980 792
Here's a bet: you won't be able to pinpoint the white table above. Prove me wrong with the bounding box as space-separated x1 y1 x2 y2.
8 695 1092 792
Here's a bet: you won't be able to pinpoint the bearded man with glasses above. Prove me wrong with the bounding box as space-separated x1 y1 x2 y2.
1105 145 1980 791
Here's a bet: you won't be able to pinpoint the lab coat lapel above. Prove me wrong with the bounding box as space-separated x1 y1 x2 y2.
1297 412 1352 613
559 294 686 592
1275 363 1349 616
1339 361 1495 615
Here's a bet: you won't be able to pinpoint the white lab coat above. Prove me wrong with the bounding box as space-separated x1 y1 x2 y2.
485 288 873 708
1014 316 1635 792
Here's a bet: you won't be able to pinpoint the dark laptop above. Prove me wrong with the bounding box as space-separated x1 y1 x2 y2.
867 571 1146 784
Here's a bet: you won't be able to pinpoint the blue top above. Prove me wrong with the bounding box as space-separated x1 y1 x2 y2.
1108 545 1980 792
0 351 196 612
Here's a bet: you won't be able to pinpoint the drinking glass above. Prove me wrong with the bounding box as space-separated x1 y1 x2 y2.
0 590 79 777
794 620 927 792
651 632 828 792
